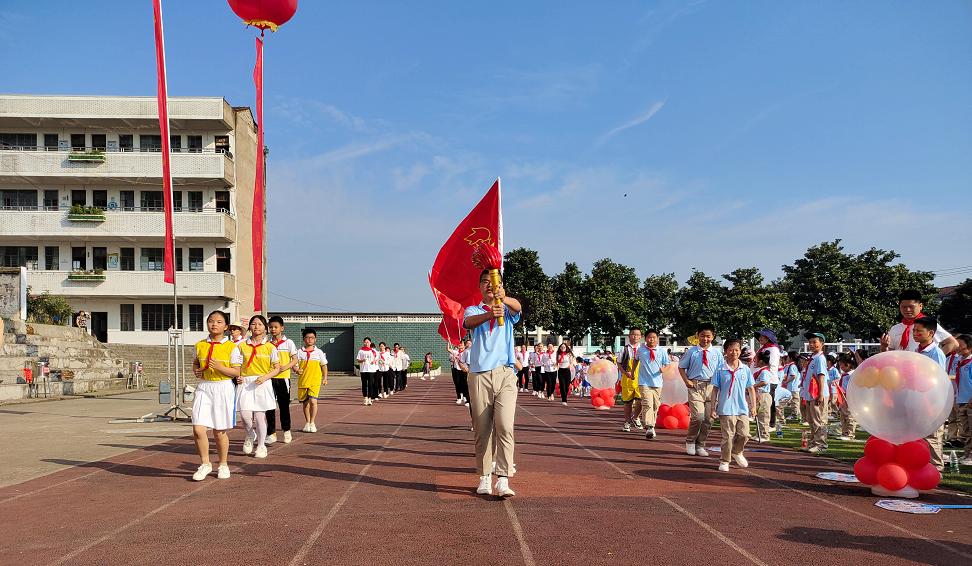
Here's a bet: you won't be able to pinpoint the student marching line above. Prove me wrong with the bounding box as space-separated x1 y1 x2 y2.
708 338 757 471
515 345 530 392
529 344 543 396
377 342 394 398
295 328 328 433
555 342 574 405
266 316 299 445
356 337 379 406
679 323 724 456
542 343 557 400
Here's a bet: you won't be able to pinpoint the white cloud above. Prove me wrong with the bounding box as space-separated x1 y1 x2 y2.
595 100 666 147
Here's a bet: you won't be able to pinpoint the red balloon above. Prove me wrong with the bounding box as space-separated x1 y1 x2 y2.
600 388 614 400
864 437 896 465
604 395 616 408
671 404 690 419
228 0 298 31
592 396 605 408
876 463 909 491
663 415 679 430
677 415 690 429
895 440 931 470
854 457 879 485
907 463 941 491
658 403 672 414
615 381 622 394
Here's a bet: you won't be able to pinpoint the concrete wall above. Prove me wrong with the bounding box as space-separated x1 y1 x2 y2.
0 267 27 320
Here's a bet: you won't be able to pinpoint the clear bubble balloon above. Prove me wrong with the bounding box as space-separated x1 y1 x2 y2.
846 351 954 444
587 359 618 390
660 363 688 406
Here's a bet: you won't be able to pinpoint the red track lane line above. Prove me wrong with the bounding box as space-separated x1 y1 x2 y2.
517 404 768 566
42 402 368 566
287 385 432 566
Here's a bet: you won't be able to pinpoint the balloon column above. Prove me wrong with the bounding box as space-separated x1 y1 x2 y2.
226 0 298 314
657 403 690 429
847 351 954 497
587 359 617 410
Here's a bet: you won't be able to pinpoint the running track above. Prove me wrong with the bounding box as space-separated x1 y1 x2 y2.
2 381 971 566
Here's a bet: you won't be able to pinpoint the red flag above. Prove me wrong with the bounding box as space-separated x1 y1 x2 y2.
152 0 175 284
428 179 503 345
252 37 265 313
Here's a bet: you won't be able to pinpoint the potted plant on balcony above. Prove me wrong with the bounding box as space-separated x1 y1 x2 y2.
67 268 106 282
67 149 106 163
67 205 106 222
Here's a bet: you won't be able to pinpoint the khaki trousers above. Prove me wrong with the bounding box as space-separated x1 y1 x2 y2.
957 404 972 457
838 403 857 437
637 386 661 427
719 415 750 463
806 398 828 450
926 425 945 469
686 382 713 446
755 392 772 441
467 366 517 477
946 405 960 441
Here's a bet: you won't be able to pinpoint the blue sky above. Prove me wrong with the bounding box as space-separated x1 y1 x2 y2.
4 1 971 312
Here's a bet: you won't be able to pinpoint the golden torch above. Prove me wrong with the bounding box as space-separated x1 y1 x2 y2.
471 243 504 326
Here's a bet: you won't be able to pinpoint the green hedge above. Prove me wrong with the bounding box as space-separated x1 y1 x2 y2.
408 361 440 373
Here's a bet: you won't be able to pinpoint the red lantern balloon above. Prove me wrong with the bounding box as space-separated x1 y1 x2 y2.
907 463 941 491
895 440 931 470
864 437 896 465
671 404 689 419
876 463 909 491
228 0 298 32
853 457 879 485
663 415 679 430
592 396 605 408
677 415 690 429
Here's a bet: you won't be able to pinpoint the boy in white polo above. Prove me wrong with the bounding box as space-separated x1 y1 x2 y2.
462 269 522 498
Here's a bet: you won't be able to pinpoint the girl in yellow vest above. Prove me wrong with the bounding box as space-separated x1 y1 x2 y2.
189 310 239 481
296 328 328 432
212 315 282 459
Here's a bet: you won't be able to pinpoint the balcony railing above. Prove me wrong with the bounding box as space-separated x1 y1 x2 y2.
26 270 235 298
0 208 236 241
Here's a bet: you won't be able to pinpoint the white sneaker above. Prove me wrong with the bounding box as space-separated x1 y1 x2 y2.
476 474 492 495
645 427 656 440
718 462 730 472
621 422 632 432
243 437 254 455
192 463 212 481
548 395 554 401
464 402 470 407
302 423 311 433
430 376 435 380
686 443 697 456
309 423 317 433
364 398 370 406
495 476 515 498
456 398 463 405
634 418 643 429
562 402 568 406
283 431 292 444
265 433 277 445
696 447 710 457
254 445 268 459
421 377 427 381
733 454 749 468
216 464 231 479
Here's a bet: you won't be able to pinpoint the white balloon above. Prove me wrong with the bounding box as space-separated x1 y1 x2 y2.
660 363 688 405
587 360 618 390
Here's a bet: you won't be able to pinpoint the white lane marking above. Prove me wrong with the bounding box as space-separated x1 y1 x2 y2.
504 498 537 566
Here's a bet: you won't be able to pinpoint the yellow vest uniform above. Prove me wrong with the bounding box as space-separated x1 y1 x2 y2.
297 347 327 401
271 337 296 379
620 344 642 402
237 342 278 377
195 338 238 381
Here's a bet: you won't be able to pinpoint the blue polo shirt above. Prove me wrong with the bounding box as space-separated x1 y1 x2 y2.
782 363 801 392
462 304 521 373
711 363 755 416
957 359 972 405
678 346 723 382
636 345 670 387
801 354 829 401
828 366 841 396
918 343 947 369
752 367 773 394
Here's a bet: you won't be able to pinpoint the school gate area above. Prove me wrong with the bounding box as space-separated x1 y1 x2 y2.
275 313 447 372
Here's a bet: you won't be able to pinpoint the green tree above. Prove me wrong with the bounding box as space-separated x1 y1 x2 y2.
502 247 554 345
584 258 645 344
550 262 588 344
26 289 73 325
640 273 678 332
672 270 725 340
940 278 972 334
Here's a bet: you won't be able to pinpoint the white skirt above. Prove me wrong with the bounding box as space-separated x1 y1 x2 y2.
191 379 236 430
236 376 277 412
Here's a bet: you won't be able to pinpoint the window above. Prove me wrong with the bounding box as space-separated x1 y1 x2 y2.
187 135 202 153
43 190 58 210
187 191 203 211
44 246 59 270
175 248 184 272
214 135 230 154
141 248 164 271
92 247 107 270
215 191 230 213
93 190 107 209
91 134 107 151
169 135 182 152
70 134 85 151
120 190 135 211
173 191 183 212
71 247 86 270
140 190 163 211
120 304 135 332
1 190 37 209
189 305 204 332
189 248 204 272
120 248 135 271
141 304 183 331
0 133 37 149
0 246 38 268
139 135 162 152
71 190 86 207
119 134 134 152
44 134 59 150
216 248 231 273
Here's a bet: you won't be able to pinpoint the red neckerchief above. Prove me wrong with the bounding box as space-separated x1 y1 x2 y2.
724 363 741 396
756 343 777 355
272 337 286 348
481 304 495 332
647 346 656 362
557 351 569 365
754 367 769 384
243 340 261 369
918 342 935 354
201 339 219 370
835 376 848 407
701 347 709 368
900 313 925 349
300 347 315 376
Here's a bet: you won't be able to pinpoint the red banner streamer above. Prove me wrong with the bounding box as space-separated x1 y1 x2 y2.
252 36 265 313
152 0 175 284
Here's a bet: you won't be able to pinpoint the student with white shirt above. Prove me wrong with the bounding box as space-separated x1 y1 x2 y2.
678 323 724 456
356 338 379 406
881 289 958 354
459 339 472 406
390 343 404 393
450 344 465 404
555 342 574 406
529 344 543 396
754 329 781 429
376 342 393 398
542 343 557 400
400 347 411 390
266 316 299 445
515 345 529 393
